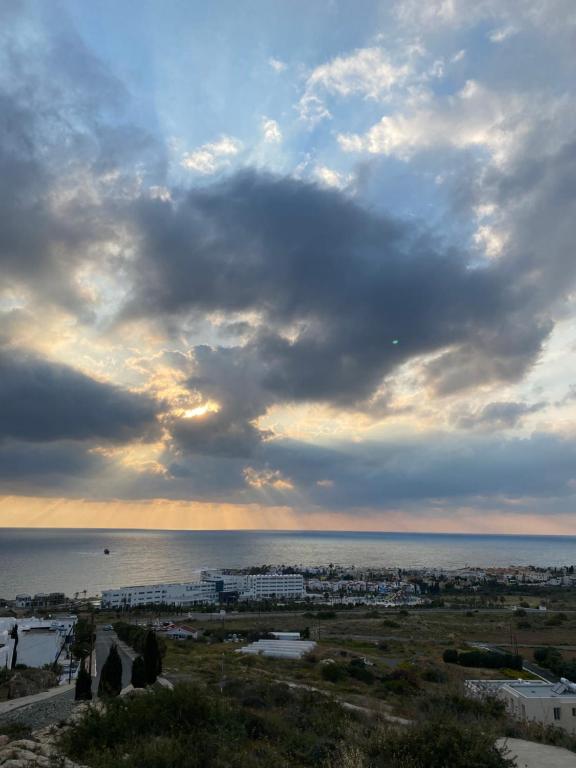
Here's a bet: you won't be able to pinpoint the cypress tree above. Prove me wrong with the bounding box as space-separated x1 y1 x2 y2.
143 631 162 685
98 644 123 697
75 660 93 700
10 624 18 670
131 655 146 688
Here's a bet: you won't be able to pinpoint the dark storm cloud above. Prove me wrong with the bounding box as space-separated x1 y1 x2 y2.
455 400 546 430
128 171 545 410
0 352 160 443
86 429 576 513
0 440 106 484
165 345 272 457
256 431 576 509
124 168 565 460
0 7 163 312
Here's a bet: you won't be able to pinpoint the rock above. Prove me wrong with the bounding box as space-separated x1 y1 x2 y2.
0 737 8 748
3 740 40 753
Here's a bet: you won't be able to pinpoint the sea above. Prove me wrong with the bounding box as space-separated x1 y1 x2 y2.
2 528 576 599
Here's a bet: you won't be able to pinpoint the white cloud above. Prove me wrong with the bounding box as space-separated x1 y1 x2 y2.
181 135 243 174
269 57 287 73
313 165 352 190
261 117 282 144
489 25 517 43
298 47 411 124
394 0 576 34
338 80 527 164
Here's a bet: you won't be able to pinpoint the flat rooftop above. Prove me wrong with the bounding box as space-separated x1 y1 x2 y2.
507 681 576 699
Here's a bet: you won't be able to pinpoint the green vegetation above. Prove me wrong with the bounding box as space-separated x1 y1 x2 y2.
534 646 576 679
75 662 93 701
130 655 146 688
72 617 94 660
443 649 522 671
98 644 123 698
143 631 162 684
60 682 513 768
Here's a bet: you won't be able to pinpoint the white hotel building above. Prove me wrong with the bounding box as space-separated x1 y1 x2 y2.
101 572 305 609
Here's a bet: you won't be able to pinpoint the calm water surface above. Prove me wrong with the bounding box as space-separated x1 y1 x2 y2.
1 528 576 598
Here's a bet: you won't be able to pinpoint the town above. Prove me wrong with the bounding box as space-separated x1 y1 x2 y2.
4 564 576 766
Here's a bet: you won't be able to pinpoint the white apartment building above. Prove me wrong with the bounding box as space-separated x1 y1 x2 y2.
241 573 305 600
466 678 576 734
101 573 305 609
101 581 217 609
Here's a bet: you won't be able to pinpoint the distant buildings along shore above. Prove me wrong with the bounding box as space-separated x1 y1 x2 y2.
101 571 305 608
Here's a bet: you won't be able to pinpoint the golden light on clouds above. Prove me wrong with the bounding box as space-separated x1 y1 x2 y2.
1 496 576 535
243 467 294 491
182 401 221 418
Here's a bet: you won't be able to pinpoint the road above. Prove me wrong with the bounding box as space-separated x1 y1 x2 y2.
92 628 134 694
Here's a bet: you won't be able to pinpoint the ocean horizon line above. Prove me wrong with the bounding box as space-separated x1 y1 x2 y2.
1 526 576 539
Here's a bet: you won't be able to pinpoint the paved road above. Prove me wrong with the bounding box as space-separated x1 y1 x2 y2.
92 629 133 694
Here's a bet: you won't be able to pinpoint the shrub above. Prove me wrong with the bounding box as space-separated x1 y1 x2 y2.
321 663 346 683
455 650 523 671
420 665 447 683
315 611 336 620
442 648 458 664
347 660 375 684
372 719 513 767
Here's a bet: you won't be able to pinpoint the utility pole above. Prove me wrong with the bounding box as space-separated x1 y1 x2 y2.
219 654 225 694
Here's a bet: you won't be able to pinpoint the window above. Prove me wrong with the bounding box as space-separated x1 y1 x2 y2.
572 708 576 717
554 707 561 721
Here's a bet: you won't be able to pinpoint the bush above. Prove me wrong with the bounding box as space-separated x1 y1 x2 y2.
347 660 375 684
442 648 459 664
449 650 523 671
59 682 513 768
320 663 346 683
420 665 447 683
545 613 567 627
379 668 420 695
315 611 336 620
372 719 513 767
381 619 400 628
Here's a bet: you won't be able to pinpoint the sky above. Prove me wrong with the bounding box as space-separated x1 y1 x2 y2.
1 0 576 534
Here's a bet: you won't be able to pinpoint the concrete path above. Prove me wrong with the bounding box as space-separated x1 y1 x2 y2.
0 688 77 731
497 737 576 767
0 682 75 716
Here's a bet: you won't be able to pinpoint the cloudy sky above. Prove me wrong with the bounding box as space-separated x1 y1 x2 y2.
1 0 576 533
